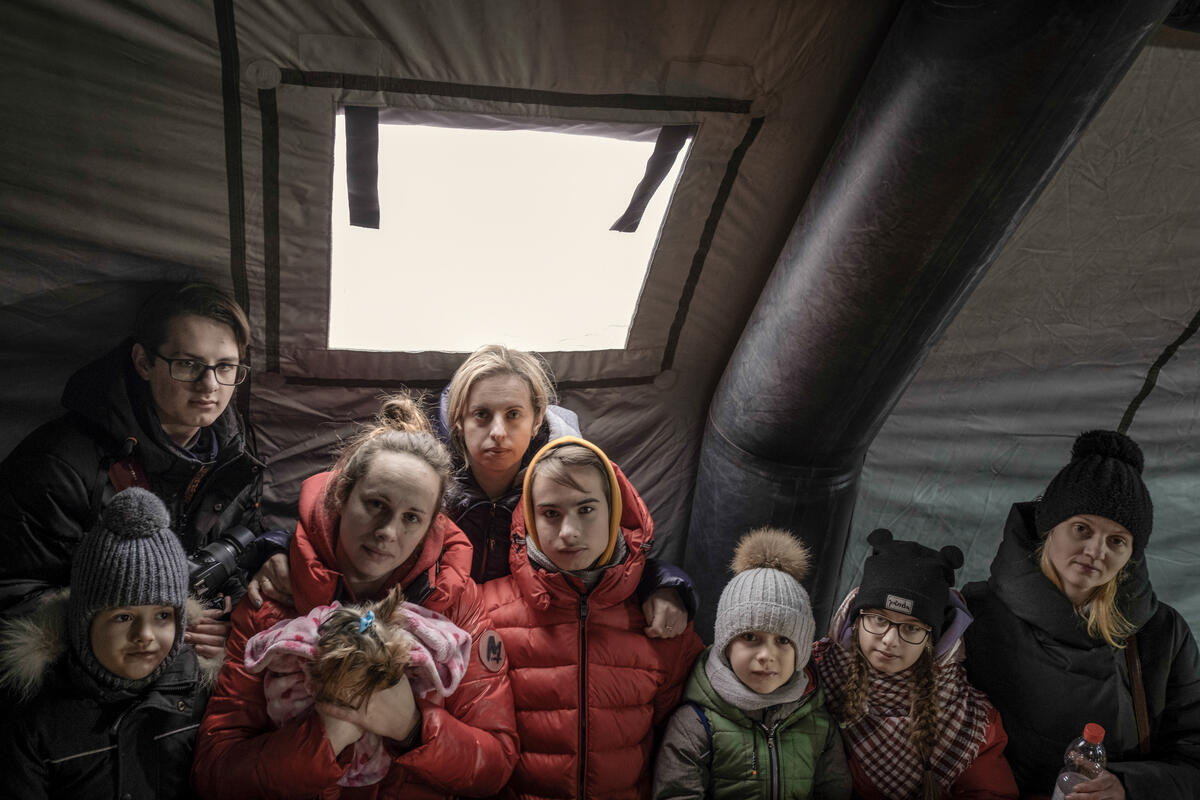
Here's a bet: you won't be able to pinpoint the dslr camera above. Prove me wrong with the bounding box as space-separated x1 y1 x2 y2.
188 525 257 605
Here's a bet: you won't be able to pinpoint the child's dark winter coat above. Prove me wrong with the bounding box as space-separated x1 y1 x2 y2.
1 626 208 800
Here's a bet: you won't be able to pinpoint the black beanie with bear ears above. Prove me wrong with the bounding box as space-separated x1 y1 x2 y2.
848 528 963 645
1035 430 1153 556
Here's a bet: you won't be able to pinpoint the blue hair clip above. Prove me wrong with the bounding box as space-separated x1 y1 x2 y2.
358 610 375 633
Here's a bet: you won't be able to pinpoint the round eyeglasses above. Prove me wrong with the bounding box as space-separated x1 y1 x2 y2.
153 352 250 386
858 611 931 645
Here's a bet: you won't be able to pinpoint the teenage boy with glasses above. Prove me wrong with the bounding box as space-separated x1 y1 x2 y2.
0 283 275 668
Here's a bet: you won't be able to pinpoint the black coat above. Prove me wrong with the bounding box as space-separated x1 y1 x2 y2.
0 341 263 615
446 463 533 584
0 648 208 800
963 502 1200 797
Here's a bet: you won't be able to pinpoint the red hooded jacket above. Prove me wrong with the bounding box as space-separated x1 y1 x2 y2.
482 448 703 800
193 470 518 799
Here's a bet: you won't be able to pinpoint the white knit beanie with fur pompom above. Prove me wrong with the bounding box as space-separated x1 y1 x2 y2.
714 527 814 666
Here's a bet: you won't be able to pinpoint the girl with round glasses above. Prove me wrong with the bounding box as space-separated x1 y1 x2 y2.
812 528 1018 800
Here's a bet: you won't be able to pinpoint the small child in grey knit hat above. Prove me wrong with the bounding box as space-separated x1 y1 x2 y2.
69 486 190 689
654 528 852 799
0 487 209 799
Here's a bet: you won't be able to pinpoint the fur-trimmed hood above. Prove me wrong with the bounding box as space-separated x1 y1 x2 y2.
0 589 223 702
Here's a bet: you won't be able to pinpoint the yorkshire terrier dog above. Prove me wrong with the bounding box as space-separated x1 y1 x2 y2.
245 586 472 786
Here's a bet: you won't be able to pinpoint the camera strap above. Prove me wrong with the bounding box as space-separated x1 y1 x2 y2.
93 436 146 517
108 457 149 493
183 464 211 506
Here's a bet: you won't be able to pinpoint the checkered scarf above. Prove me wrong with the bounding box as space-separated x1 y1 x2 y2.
813 591 992 799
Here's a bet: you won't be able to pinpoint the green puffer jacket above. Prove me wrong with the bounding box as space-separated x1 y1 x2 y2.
654 648 851 800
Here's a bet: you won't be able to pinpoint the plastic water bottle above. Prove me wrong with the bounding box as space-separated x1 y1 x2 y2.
1050 723 1106 800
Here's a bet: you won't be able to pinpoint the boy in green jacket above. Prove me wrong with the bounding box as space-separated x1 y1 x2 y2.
654 527 851 800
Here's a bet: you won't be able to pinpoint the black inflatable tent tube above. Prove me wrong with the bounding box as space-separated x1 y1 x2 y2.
685 0 1178 640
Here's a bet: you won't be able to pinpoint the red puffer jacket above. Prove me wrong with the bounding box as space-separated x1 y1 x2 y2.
193 470 519 800
482 455 704 800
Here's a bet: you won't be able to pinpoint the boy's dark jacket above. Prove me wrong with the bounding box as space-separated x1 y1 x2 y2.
0 592 212 800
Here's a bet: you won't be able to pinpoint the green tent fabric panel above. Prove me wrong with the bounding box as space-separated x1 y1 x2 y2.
849 38 1200 635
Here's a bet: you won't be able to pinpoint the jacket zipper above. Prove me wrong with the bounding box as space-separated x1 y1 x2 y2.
769 722 780 800
578 593 590 799
470 501 497 578
757 721 781 800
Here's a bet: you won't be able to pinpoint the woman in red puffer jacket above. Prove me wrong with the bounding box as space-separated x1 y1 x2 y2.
193 394 518 800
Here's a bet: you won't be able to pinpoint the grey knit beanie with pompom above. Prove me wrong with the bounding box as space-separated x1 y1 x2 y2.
714 527 815 668
1035 430 1153 556
68 487 189 691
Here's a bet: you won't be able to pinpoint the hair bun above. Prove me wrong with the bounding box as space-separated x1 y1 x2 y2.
377 392 432 435
731 527 810 583
101 486 170 539
1071 429 1144 474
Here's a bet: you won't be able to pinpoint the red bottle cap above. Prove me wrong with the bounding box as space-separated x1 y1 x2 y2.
1083 723 1105 744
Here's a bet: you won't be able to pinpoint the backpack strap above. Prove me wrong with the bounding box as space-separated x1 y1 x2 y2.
684 700 714 773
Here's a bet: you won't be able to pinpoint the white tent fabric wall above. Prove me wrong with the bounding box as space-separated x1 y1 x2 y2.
846 33 1200 634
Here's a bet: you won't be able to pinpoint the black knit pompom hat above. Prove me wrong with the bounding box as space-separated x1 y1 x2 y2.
1035 430 1153 556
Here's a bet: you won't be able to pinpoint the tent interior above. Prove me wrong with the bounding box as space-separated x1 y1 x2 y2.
3 0 1199 641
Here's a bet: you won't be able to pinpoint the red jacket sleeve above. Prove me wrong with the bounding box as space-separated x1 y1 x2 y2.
393 578 519 795
192 600 348 800
952 706 1020 800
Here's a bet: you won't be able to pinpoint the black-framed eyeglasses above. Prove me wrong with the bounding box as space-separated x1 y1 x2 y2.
152 352 250 386
858 611 931 645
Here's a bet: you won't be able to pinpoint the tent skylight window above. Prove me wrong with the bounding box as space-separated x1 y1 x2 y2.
329 114 691 353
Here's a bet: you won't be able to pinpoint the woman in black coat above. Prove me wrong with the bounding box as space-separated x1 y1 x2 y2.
963 430 1200 799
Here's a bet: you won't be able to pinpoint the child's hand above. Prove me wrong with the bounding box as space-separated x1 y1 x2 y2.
642 588 687 639
321 674 423 744
247 553 293 608
185 594 233 658
316 703 366 755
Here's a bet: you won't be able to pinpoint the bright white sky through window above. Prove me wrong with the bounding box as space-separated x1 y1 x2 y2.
328 118 691 352
329 116 689 352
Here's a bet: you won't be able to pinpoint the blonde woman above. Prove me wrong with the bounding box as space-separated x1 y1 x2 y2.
964 430 1200 799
